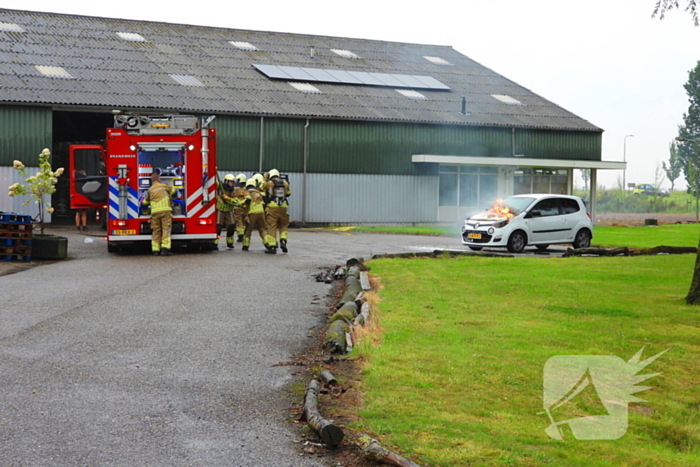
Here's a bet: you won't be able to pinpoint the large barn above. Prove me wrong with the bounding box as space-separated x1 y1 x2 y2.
0 8 622 225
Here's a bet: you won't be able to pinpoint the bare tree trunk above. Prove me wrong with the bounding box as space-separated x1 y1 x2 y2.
686 236 700 305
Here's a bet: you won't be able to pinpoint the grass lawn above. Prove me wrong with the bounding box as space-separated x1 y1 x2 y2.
356 255 700 466
330 224 700 249
593 224 700 249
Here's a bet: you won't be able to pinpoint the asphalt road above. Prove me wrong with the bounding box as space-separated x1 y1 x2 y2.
0 227 461 467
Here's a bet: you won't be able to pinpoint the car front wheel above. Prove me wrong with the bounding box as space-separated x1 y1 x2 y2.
507 231 527 253
573 229 592 249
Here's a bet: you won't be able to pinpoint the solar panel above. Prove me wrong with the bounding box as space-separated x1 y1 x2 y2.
252 64 450 91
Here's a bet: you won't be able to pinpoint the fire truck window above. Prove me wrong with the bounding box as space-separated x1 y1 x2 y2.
74 149 104 176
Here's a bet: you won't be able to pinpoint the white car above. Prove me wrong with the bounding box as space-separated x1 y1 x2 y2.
461 194 593 253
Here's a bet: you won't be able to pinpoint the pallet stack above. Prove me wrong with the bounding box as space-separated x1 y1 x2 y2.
0 212 32 262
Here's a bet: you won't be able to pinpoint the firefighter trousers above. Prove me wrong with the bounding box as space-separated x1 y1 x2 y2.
150 210 172 252
266 206 289 247
234 207 248 239
243 212 274 248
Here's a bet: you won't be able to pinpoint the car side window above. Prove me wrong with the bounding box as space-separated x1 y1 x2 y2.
560 198 580 214
530 198 561 217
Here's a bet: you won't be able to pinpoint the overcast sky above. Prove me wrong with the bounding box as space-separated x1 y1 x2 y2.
6 0 699 189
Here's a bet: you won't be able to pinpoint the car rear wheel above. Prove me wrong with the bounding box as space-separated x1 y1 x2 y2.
468 246 483 251
507 231 527 253
573 229 592 249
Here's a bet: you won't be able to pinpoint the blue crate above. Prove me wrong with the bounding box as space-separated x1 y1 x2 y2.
0 212 32 224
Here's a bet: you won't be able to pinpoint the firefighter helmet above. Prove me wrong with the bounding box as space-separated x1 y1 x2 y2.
236 173 247 184
224 174 235 182
269 169 280 179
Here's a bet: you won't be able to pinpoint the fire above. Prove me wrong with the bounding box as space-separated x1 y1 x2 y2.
489 198 515 218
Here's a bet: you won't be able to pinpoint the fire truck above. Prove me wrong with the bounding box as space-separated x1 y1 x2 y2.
69 113 218 253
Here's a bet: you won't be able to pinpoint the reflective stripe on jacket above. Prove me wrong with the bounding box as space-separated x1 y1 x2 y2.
144 182 172 213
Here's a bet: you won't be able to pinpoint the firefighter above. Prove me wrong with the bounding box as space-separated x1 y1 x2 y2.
242 174 275 252
143 171 174 256
233 173 248 242
263 168 291 253
216 173 237 249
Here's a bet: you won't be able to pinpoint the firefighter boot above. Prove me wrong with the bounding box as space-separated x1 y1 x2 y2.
264 247 277 254
160 248 173 256
226 225 235 249
280 238 288 253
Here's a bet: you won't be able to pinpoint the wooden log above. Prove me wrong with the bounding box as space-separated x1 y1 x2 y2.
359 435 422 467
345 274 360 289
564 245 696 257
320 370 337 386
563 247 629 257
300 379 344 446
360 271 372 291
329 302 358 323
338 284 362 307
347 265 361 278
354 302 371 326
630 245 697 256
324 320 350 353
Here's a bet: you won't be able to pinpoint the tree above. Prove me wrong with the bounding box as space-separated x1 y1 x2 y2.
662 141 683 191
580 169 591 190
653 1 699 26
677 62 700 195
677 62 700 304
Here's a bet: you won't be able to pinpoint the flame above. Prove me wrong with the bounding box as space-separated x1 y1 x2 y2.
489 198 515 218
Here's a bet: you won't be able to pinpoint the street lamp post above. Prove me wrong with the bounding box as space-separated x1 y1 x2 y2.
623 134 634 191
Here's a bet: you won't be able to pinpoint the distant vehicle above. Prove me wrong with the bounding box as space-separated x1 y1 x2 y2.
461 194 593 253
632 184 670 197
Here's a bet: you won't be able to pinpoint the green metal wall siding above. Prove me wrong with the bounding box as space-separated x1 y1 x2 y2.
213 116 305 172
308 121 515 175
212 116 261 171
515 129 601 161
261 118 305 173
0 105 52 166
202 115 602 175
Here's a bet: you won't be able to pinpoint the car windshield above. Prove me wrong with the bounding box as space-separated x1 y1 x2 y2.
495 196 536 216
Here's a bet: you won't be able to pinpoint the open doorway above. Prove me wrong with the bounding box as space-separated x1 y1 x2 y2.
51 110 113 225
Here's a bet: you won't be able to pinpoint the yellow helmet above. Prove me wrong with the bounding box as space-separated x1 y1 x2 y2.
269 169 280 179
224 173 235 182
236 173 247 183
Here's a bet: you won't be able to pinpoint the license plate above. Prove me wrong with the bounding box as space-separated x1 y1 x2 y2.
112 229 136 235
468 233 482 239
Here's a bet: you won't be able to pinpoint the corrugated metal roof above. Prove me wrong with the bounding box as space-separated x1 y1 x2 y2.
0 8 602 132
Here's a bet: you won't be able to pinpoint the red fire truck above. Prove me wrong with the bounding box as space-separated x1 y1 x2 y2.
69 114 218 253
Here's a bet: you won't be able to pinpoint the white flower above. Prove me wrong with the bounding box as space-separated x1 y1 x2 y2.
54 167 65 176
8 182 19 190
13 160 24 169
47 207 54 214
41 148 51 156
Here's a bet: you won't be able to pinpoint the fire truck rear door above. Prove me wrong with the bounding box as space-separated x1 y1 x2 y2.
69 145 108 208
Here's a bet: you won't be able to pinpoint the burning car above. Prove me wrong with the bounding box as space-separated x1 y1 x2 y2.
461 194 593 253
